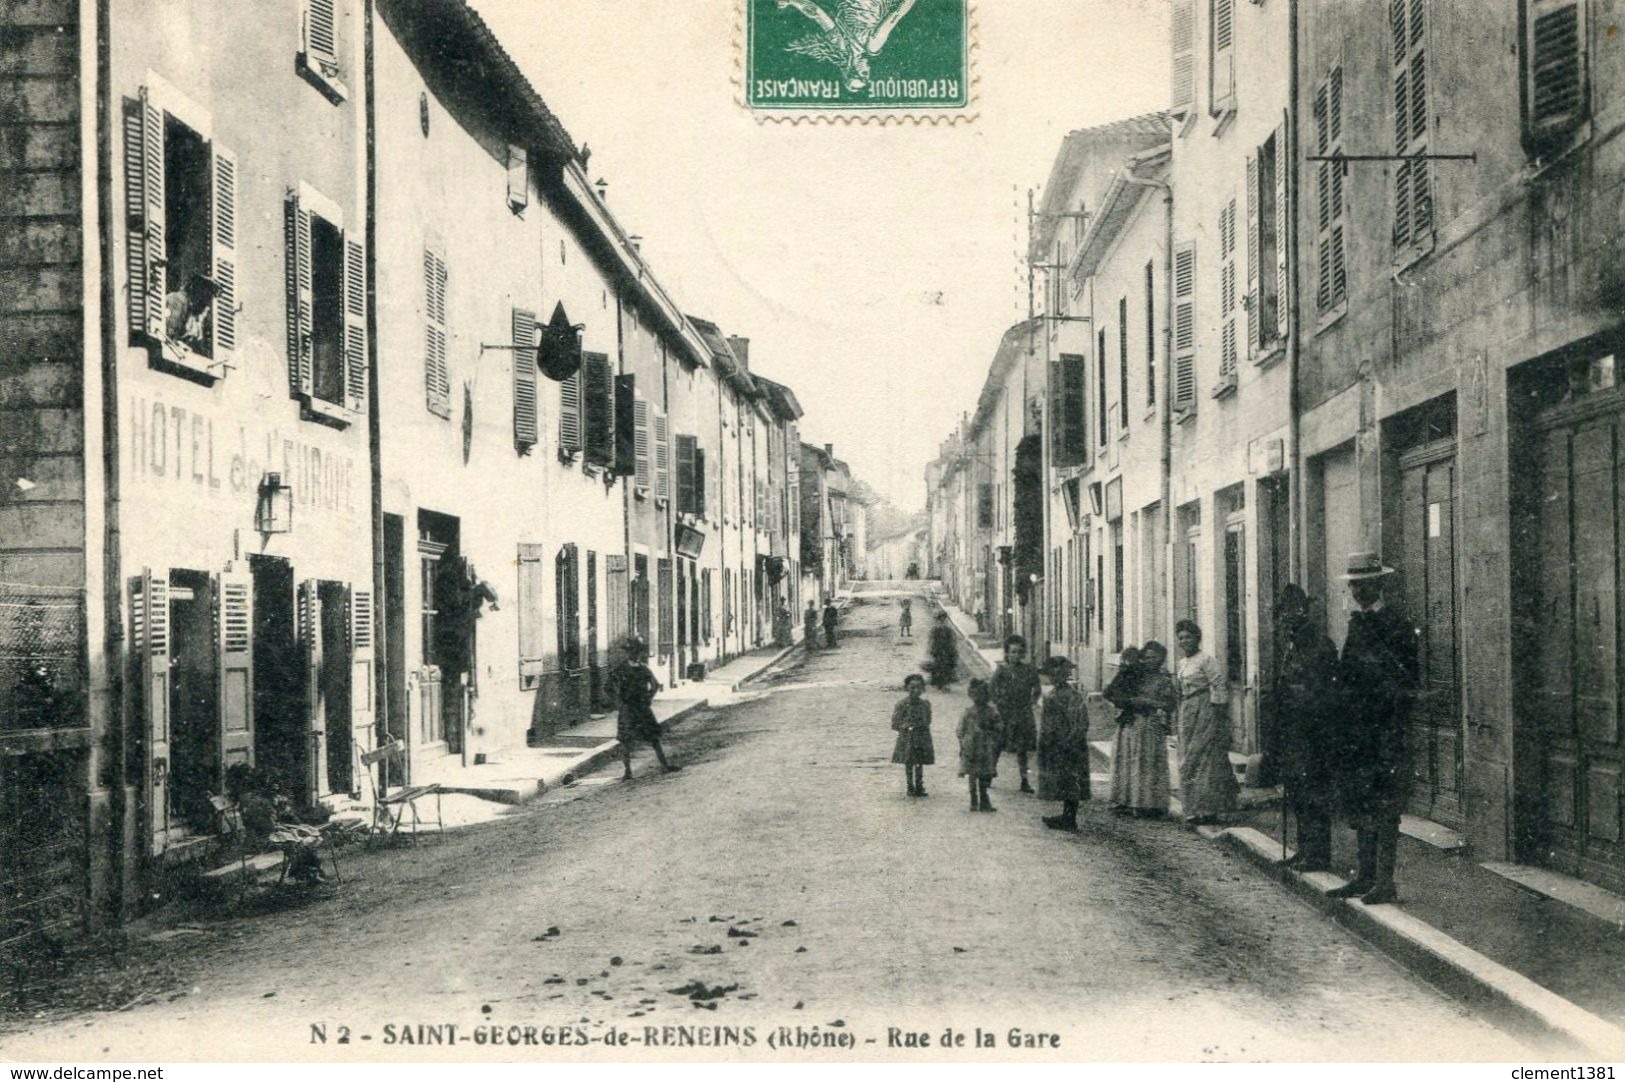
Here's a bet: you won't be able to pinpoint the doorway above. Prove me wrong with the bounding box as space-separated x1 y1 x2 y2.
418 510 461 755
249 555 301 796
318 580 352 794
167 568 216 833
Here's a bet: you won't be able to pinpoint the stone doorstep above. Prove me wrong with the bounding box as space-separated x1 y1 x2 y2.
1400 814 1468 851
1209 825 1625 1057
1480 862 1625 927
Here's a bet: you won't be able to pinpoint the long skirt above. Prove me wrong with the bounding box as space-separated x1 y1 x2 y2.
1176 696 1237 816
1110 714 1170 812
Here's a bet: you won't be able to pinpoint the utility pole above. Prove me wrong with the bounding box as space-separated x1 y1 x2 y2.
1026 187 1036 322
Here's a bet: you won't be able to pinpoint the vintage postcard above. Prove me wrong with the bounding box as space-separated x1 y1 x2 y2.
2 0 1624 1070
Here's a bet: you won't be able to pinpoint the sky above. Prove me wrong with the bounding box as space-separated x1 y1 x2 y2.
472 0 1170 511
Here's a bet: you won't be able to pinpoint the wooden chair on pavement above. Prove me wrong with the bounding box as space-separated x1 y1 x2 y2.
361 739 443 839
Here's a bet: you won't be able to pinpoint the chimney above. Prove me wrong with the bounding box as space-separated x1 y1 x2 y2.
824 443 834 458
594 177 608 201
726 336 750 369
628 235 642 253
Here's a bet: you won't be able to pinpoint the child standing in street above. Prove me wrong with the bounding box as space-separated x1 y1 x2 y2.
958 678 1003 813
890 673 934 797
898 597 914 639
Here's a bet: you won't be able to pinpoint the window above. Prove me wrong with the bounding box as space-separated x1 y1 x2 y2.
1521 0 1589 152
977 483 994 530
1218 197 1238 389
1170 0 1196 117
287 182 365 419
1247 126 1286 353
1173 243 1197 411
1118 297 1130 431
517 543 545 687
1210 0 1236 114
675 434 706 516
1096 328 1108 445
1051 353 1087 467
123 81 238 380
1393 0 1434 254
424 244 449 417
507 144 528 212
1313 66 1348 315
582 351 615 468
298 0 348 102
512 308 538 451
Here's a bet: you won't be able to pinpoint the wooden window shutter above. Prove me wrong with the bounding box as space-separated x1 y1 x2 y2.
131 568 171 853
1273 121 1289 341
559 368 584 455
1211 0 1236 109
424 247 450 418
1392 0 1433 249
126 88 167 342
512 307 538 449
1048 361 1066 463
1523 0 1588 150
614 374 637 476
507 144 528 211
1170 0 1196 116
1173 243 1197 410
517 543 546 683
303 0 339 73
1314 67 1348 313
1060 354 1086 464
216 566 254 773
296 579 324 800
654 410 671 500
695 446 707 516
1118 296 1129 432
343 237 367 412
676 433 697 514
583 351 613 467
286 190 314 398
347 584 375 749
1220 199 1238 380
1245 151 1260 349
211 145 239 370
1145 261 1157 406
633 396 653 491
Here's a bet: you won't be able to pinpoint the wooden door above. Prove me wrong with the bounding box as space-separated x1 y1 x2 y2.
130 569 171 855
297 579 325 803
215 565 254 780
1398 444 1463 829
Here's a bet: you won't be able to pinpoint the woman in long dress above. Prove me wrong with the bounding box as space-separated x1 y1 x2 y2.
1174 620 1237 824
1116 641 1177 818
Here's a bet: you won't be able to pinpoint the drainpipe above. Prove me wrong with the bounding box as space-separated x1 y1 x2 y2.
1287 0 1304 585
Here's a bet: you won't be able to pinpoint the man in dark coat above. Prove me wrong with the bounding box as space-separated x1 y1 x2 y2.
1273 584 1341 872
822 597 840 648
926 610 959 689
989 634 1042 793
1326 552 1419 905
611 637 681 780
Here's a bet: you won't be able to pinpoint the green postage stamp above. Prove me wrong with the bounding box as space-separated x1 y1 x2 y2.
743 0 972 120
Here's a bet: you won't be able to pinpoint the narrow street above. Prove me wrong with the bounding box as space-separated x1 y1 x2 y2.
3 589 1524 1063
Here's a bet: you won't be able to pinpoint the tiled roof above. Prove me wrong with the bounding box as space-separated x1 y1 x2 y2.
1033 111 1171 255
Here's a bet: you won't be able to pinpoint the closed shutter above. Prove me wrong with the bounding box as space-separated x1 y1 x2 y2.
512 307 538 450
286 191 314 397
302 0 339 74
131 569 171 854
297 579 324 802
507 144 528 211
1170 0 1196 116
560 368 584 455
1274 121 1290 341
583 351 613 467
1220 199 1238 381
658 559 673 661
1523 0 1588 149
1063 354 1087 461
614 374 637 476
654 410 671 501
676 433 698 514
1173 243 1197 410
1211 0 1235 109
211 146 239 370
216 566 253 775
1118 296 1129 432
344 238 366 412
1392 0 1433 250
348 584 375 758
1049 361 1066 463
634 396 653 491
695 446 707 517
1313 67 1348 313
517 543 545 684
424 247 450 418
1245 152 1260 350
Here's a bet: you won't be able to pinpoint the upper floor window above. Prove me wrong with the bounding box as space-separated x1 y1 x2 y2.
287 182 366 422
1312 66 1348 317
1521 0 1589 154
1210 0 1236 115
299 0 348 102
1393 0 1434 256
1247 125 1287 354
1171 0 1196 119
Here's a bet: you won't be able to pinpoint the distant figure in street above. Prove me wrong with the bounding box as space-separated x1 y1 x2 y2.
1038 655 1091 832
612 637 680 781
957 678 1002 813
804 600 820 647
1273 584 1340 872
774 599 793 648
1174 619 1238 825
890 673 935 797
1108 642 1178 818
990 634 1042 793
925 610 958 688
898 597 913 639
822 597 840 648
1326 553 1419 906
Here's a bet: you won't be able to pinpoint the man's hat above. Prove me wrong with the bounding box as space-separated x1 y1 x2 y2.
1340 550 1396 581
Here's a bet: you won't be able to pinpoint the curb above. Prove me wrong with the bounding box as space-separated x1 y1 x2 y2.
543 698 713 795
729 641 801 691
1208 824 1625 1056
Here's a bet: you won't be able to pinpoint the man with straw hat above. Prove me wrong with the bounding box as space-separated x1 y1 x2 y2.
1326 551 1419 905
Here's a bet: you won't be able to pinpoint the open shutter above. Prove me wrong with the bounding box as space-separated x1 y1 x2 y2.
1524 0 1588 149
216 565 253 780
342 237 366 412
1173 244 1197 409
1170 0 1195 116
614 373 637 476
210 145 239 370
517 543 545 682
348 584 375 764
123 100 149 341
1274 121 1289 341
1048 361 1065 463
303 0 339 74
507 144 528 211
560 368 584 455
654 410 671 501
512 307 538 450
1064 354 1087 461
695 446 707 517
131 569 171 854
137 88 166 341
634 396 652 491
583 352 613 467
297 580 325 802
424 247 450 418
1245 152 1260 351
1212 0 1235 108
676 434 697 514
286 191 314 397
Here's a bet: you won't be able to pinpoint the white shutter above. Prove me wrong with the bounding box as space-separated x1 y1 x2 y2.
211 145 239 371
424 247 449 417
1524 0 1587 147
303 0 339 72
348 584 375 765
286 190 314 397
1170 0 1195 116
217 566 253 774
560 369 583 454
507 144 528 211
1212 0 1235 108
132 569 171 854
1274 121 1289 342
654 409 671 500
137 87 166 342
344 237 367 412
633 396 652 491
1173 243 1196 410
1245 152 1260 351
512 307 538 449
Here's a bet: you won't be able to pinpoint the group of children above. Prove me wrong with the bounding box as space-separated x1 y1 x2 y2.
889 633 1093 829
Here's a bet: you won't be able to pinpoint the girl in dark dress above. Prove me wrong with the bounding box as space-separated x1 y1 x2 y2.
957 678 1002 812
890 673 935 796
613 637 681 781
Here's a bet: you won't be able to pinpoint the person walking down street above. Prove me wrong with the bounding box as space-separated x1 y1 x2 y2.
774 599 793 648
891 673 935 797
925 610 959 689
898 597 914 639
1038 655 1091 832
990 634 1043 793
612 637 680 781
1108 642 1177 818
1174 619 1238 825
822 597 840 648
957 678 1002 813
804 600 820 648
1273 584 1341 872
1326 553 1419 906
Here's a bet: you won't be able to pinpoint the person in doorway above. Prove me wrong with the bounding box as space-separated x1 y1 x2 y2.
822 597 840 648
990 634 1043 793
1038 655 1091 831
1274 584 1341 871
612 637 680 780
890 673 935 797
957 678 1002 812
925 610 959 689
804 599 820 647
1110 642 1178 818
1174 619 1238 825
1327 553 1419 905
898 597 914 639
